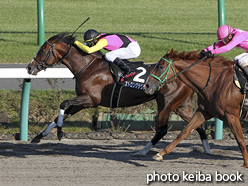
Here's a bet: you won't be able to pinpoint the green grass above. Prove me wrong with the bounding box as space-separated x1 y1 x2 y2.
0 89 90 133
1 0 248 64
0 88 158 134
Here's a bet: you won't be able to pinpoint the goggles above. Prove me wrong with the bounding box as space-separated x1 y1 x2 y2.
218 36 229 45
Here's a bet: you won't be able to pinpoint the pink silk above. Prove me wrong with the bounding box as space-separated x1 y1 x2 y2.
205 28 248 54
100 34 135 51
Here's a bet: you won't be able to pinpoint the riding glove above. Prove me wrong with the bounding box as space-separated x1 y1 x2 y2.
200 50 213 58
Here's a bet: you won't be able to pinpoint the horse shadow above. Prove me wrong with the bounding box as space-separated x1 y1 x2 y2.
0 140 244 167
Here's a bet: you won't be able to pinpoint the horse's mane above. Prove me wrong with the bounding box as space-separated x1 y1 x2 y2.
166 48 235 67
48 32 104 56
48 32 75 44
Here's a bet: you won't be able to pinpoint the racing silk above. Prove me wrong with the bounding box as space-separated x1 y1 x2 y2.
99 33 135 51
205 28 248 54
74 33 135 54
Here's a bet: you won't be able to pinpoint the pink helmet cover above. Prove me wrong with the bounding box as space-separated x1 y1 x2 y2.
217 25 233 41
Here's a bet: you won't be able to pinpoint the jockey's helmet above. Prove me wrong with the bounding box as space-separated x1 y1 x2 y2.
217 25 233 41
84 29 100 42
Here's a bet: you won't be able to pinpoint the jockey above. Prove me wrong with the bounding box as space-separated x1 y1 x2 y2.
74 29 141 79
201 25 248 77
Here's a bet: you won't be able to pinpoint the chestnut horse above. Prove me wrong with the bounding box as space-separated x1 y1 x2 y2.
144 48 248 167
26 33 210 155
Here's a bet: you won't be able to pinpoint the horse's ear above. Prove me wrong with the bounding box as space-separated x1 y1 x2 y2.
166 49 170 54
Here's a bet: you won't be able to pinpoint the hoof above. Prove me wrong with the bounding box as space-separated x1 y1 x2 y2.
132 151 146 156
30 137 40 144
204 151 211 155
58 131 64 141
152 153 163 161
242 164 248 168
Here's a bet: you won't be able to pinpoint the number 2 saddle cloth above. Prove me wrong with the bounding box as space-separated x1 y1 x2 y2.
108 60 151 108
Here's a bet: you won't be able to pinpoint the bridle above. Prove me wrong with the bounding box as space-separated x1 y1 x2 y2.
147 58 177 90
33 40 72 70
33 40 101 79
148 56 211 93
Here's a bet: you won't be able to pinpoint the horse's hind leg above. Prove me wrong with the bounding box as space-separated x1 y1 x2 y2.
226 114 248 168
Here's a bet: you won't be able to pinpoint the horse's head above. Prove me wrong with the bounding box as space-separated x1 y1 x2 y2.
27 33 73 75
144 50 176 95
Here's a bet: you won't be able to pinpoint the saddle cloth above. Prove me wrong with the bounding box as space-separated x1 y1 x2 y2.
109 60 150 108
233 65 248 120
109 60 150 90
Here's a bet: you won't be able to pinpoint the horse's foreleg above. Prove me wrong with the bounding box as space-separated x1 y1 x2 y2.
31 111 66 143
31 95 93 143
30 121 57 143
195 125 211 154
31 105 85 143
55 105 87 141
153 110 210 161
174 104 211 154
133 105 171 156
31 114 67 143
133 90 191 156
56 95 94 141
132 124 168 156
55 109 65 141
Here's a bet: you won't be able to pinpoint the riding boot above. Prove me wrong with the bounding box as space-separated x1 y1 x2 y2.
242 65 248 79
241 65 248 94
113 57 136 79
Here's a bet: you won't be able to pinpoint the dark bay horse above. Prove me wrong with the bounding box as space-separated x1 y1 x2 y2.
144 48 248 168
26 33 210 155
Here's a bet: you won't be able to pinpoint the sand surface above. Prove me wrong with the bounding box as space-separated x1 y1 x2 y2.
0 139 247 186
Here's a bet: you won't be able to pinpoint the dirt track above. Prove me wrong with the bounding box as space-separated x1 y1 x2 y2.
0 139 248 186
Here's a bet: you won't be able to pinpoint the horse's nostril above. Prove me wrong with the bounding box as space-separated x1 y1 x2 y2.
145 84 149 89
26 66 31 72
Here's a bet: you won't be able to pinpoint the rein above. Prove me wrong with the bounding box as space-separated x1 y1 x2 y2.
198 62 212 94
73 55 98 79
150 56 212 93
163 56 207 84
34 41 72 70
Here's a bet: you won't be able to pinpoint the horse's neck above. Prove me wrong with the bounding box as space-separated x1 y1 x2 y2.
175 61 229 93
63 50 105 76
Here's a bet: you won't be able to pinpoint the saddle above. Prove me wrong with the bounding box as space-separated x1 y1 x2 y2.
108 60 150 108
109 60 150 88
233 65 248 120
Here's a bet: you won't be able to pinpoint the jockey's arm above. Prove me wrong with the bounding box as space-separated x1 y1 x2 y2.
205 42 225 52
74 39 108 54
205 34 246 54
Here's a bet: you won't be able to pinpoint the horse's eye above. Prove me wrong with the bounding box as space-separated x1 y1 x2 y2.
159 65 164 69
39 49 45 55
